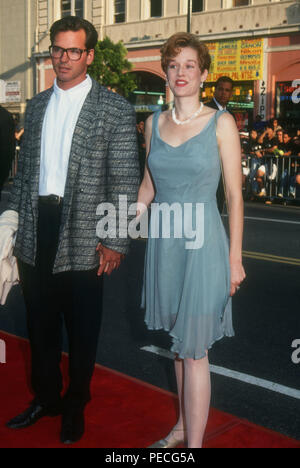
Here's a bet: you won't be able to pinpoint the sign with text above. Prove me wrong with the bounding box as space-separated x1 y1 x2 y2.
5 81 21 103
0 80 6 103
207 38 264 82
0 80 21 103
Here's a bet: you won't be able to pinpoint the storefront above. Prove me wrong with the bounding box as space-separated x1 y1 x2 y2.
267 35 300 128
275 81 300 129
127 69 167 123
204 38 264 131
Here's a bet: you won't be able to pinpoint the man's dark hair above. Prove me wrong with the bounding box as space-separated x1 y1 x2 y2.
215 76 234 89
266 121 274 130
50 16 98 50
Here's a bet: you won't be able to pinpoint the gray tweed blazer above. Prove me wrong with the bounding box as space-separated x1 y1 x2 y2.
8 79 140 273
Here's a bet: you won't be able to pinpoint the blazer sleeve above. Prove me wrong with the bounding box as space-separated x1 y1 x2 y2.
102 102 140 254
7 101 32 213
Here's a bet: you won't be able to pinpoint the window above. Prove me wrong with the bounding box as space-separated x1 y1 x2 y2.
114 0 126 23
223 0 249 7
234 0 249 6
61 0 84 18
192 0 204 13
151 0 162 18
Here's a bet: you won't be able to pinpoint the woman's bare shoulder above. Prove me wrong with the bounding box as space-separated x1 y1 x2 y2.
203 105 217 117
145 113 154 135
217 110 236 127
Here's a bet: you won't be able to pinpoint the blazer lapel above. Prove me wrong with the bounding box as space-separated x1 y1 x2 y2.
30 87 53 208
61 80 102 213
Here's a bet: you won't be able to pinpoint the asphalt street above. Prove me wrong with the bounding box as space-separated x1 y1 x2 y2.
0 187 299 441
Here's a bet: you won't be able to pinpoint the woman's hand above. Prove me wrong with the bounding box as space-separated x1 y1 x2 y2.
230 259 246 296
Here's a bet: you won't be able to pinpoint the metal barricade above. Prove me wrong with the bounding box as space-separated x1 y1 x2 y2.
244 154 300 203
7 147 300 204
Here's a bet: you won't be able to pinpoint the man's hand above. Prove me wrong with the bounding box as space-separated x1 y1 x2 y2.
96 243 125 276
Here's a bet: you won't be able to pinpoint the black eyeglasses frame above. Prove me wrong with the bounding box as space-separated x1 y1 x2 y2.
49 45 89 61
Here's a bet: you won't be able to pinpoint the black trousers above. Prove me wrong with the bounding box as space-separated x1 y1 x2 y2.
17 200 103 413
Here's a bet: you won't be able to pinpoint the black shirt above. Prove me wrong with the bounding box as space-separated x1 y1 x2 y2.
262 136 277 153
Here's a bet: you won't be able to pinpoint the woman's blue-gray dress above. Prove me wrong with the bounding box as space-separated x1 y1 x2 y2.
142 110 234 360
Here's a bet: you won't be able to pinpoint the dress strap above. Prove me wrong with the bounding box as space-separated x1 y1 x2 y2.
151 110 161 143
153 110 161 130
215 109 228 122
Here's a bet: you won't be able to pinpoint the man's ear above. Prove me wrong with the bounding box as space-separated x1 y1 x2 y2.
86 49 95 66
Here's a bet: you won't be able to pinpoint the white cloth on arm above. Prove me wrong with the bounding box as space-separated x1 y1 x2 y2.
0 210 19 305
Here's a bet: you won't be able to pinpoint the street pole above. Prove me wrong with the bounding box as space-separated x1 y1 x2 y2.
187 0 192 33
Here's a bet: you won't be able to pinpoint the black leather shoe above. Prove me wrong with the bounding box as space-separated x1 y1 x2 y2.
60 411 85 445
6 402 61 430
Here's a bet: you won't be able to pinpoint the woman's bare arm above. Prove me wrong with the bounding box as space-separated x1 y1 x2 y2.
217 112 246 295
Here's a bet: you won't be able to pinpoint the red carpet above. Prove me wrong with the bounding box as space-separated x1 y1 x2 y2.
0 330 299 448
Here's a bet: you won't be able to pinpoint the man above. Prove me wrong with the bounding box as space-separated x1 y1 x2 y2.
277 131 297 198
0 105 15 201
5 16 140 445
256 123 278 197
206 76 234 213
244 128 264 196
206 76 234 112
258 123 278 151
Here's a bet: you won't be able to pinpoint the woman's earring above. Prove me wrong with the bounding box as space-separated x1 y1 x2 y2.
200 82 204 89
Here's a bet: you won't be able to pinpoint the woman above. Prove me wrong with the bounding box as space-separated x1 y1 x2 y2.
138 33 246 449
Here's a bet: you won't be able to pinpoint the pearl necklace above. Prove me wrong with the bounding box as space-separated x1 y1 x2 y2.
172 102 204 125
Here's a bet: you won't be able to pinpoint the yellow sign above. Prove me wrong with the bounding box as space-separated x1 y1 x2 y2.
206 38 264 82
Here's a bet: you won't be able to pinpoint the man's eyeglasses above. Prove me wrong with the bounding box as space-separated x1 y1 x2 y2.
49 46 89 61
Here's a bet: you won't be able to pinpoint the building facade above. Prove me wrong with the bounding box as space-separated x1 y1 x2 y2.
0 0 299 128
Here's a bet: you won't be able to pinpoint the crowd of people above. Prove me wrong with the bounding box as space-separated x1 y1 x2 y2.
241 119 300 201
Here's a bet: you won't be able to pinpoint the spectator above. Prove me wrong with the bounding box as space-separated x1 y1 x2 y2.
258 122 278 152
244 129 264 196
294 134 300 156
293 130 300 150
277 131 293 157
206 76 234 111
0 105 15 201
276 129 284 145
270 118 283 133
277 131 297 198
292 134 300 199
256 123 278 197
